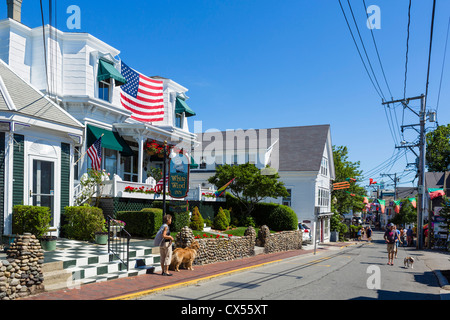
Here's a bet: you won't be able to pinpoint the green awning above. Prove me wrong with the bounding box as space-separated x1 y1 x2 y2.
86 125 133 156
190 156 198 169
175 97 196 117
97 59 127 86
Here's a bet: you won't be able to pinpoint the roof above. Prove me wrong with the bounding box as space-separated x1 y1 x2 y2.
396 187 418 199
0 60 83 129
425 172 450 191
199 124 332 172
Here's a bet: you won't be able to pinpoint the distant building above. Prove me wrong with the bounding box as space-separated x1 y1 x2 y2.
191 124 335 243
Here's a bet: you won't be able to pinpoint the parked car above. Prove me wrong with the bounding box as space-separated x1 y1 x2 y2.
299 223 312 243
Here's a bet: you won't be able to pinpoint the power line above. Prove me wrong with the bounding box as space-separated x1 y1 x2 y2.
435 17 449 120
362 0 393 99
403 0 412 99
338 0 384 99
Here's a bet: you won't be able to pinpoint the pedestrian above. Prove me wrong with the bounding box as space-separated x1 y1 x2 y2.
366 226 372 242
393 225 402 259
406 226 413 247
154 214 174 276
399 227 405 247
357 227 362 241
384 223 399 265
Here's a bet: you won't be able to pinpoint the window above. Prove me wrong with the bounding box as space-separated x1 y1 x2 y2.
121 152 138 182
103 148 117 175
98 80 110 101
318 188 330 207
321 157 328 176
175 114 183 128
74 146 80 181
283 189 292 207
199 156 207 169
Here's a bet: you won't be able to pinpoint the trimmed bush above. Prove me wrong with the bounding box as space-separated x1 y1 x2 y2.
116 208 163 238
190 206 204 231
12 205 52 238
172 211 190 233
214 207 229 230
267 205 298 231
63 205 105 241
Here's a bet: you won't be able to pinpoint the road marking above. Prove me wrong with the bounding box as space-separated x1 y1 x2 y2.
108 259 283 300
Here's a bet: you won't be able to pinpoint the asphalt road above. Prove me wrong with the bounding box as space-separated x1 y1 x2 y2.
137 231 441 300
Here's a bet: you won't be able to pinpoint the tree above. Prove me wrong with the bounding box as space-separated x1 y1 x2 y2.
214 207 229 230
390 198 417 226
190 206 204 231
208 163 289 217
332 145 366 215
426 124 450 172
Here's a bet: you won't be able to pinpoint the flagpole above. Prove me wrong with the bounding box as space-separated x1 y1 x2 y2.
73 133 104 166
162 140 167 216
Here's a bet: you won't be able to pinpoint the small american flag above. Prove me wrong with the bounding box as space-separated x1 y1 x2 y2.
155 175 169 193
120 61 164 123
87 137 102 171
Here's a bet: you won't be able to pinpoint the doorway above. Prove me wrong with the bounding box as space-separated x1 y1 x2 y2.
30 159 55 225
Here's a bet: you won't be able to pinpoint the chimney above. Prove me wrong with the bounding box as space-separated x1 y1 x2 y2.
7 0 23 23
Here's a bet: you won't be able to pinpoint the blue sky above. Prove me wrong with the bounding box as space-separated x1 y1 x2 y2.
2 0 449 189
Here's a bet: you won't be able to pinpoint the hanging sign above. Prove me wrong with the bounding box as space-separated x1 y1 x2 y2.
168 152 190 198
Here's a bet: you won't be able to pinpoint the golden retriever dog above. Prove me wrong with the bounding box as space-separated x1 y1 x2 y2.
169 241 200 272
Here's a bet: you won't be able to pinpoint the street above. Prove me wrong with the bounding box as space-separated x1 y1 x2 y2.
137 231 441 300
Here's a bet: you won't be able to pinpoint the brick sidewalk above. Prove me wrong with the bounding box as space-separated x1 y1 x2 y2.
22 248 320 300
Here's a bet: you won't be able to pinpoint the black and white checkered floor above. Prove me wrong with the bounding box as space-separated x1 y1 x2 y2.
43 239 161 285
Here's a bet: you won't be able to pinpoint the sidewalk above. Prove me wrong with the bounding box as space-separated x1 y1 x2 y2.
22 242 346 300
21 239 450 300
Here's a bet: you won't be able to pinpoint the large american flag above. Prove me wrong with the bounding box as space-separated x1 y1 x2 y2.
87 137 102 171
155 175 169 193
120 61 165 123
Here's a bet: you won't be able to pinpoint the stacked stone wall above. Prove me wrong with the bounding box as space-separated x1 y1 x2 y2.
0 233 45 300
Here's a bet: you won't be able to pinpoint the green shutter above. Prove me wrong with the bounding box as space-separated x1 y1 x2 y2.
61 143 70 215
0 132 5 237
12 134 24 206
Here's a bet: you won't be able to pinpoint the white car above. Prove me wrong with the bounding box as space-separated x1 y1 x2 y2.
299 223 312 243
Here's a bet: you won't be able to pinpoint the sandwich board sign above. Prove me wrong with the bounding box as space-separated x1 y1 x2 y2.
168 152 190 198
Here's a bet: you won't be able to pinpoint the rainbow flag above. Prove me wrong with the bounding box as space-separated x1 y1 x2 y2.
215 178 235 197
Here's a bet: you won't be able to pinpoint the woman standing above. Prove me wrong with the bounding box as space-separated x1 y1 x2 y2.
155 214 174 276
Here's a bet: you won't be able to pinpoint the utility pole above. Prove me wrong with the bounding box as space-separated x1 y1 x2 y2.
382 95 426 249
380 173 399 199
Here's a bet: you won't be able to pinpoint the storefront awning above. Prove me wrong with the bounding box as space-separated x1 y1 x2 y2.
175 97 196 117
87 125 133 156
190 156 198 169
97 59 127 86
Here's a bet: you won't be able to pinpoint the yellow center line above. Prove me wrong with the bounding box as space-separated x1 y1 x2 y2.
108 259 283 300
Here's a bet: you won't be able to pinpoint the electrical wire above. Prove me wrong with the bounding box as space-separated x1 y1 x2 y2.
403 0 412 99
39 0 50 95
338 0 384 99
435 16 450 121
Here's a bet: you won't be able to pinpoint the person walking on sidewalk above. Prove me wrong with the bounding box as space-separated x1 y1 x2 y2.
154 214 174 276
384 223 399 265
366 226 372 242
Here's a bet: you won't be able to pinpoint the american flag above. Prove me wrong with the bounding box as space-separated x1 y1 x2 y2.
155 175 169 193
120 61 165 123
87 137 102 171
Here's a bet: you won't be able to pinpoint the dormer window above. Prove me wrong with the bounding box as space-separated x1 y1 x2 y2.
97 58 127 102
175 113 183 128
98 80 111 101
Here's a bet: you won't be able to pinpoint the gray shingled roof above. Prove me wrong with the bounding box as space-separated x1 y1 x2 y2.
0 61 83 128
199 124 331 172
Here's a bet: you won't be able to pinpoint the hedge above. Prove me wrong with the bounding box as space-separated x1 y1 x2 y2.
116 208 163 238
63 206 105 241
12 205 52 238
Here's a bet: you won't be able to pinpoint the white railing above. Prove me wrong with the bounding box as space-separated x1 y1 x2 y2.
89 174 225 202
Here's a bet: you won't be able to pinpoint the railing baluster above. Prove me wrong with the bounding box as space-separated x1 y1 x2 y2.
106 215 130 271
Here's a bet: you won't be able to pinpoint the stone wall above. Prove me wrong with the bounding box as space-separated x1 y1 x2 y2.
1 233 45 300
175 225 301 265
262 228 302 254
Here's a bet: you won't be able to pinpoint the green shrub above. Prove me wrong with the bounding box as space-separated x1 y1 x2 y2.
171 211 190 233
12 205 52 238
214 207 229 230
116 208 163 238
63 205 105 241
267 205 298 231
190 206 204 231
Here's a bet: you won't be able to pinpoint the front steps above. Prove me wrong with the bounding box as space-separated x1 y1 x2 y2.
42 245 161 291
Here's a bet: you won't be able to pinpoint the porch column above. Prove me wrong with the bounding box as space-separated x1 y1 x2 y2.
138 135 144 183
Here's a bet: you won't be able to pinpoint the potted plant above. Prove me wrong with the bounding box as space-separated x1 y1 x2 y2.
40 233 57 251
94 220 109 245
110 219 126 239
145 140 160 156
